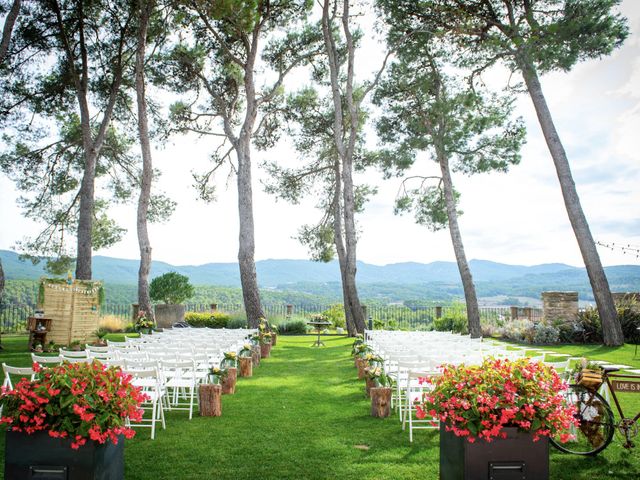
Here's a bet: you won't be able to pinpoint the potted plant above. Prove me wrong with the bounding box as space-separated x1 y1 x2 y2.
150 272 195 329
238 344 253 377
367 366 393 418
134 309 155 334
92 328 109 346
1 361 147 479
260 332 272 358
417 358 578 480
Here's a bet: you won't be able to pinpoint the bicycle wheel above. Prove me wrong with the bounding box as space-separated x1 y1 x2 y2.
550 384 615 455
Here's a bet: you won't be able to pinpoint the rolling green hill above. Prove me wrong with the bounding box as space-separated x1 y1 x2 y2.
1 249 638 306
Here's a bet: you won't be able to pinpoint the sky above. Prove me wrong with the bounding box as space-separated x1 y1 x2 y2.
1 1 639 269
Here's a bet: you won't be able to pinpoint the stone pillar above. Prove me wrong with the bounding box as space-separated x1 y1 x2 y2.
286 304 293 317
132 303 140 321
510 306 518 320
542 292 579 323
210 303 218 312
435 306 442 319
523 307 533 321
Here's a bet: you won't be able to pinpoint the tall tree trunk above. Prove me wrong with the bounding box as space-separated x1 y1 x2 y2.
332 161 357 335
438 152 481 338
0 259 5 298
518 59 622 346
322 0 365 335
0 0 20 64
135 0 153 321
341 158 366 334
237 138 264 328
75 152 97 280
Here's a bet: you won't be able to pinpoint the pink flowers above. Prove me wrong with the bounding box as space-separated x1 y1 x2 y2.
419 358 579 443
0 360 148 449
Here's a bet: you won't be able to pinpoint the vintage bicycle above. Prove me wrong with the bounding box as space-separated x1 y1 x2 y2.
550 365 640 455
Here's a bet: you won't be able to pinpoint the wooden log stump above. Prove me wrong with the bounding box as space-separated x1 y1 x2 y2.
370 387 392 418
365 376 375 397
239 357 253 377
222 368 237 395
356 358 367 379
260 342 272 358
251 345 261 367
199 384 222 417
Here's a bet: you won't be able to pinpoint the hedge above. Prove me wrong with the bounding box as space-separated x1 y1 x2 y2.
184 312 231 328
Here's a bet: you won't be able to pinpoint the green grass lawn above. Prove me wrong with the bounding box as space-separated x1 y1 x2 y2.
0 335 639 479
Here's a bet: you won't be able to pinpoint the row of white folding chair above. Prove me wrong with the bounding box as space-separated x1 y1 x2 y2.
124 358 198 420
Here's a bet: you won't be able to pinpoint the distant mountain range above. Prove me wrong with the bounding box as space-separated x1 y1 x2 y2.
2 249 639 303
0 249 582 284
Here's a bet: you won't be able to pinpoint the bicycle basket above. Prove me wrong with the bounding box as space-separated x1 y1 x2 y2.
577 368 603 390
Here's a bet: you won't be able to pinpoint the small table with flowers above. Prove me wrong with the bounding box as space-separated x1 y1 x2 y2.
307 320 332 347
27 317 53 351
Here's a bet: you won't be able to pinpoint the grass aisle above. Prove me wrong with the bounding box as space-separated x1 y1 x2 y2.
124 335 437 480
1 335 639 479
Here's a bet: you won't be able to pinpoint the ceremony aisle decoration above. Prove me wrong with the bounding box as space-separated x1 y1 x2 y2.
417 357 578 480
1 361 147 478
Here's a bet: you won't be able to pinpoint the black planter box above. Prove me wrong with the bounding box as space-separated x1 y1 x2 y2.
4 430 124 480
440 426 548 480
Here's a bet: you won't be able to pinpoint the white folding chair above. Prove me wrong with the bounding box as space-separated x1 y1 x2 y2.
126 368 166 440
402 369 440 442
31 353 62 366
1 364 35 417
160 359 197 420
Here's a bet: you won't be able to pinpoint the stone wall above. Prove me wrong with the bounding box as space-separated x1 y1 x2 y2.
542 291 579 323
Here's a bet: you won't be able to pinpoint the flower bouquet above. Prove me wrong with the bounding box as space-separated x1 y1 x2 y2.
260 332 273 358
238 344 253 377
208 367 228 385
220 351 237 369
239 344 253 358
366 366 393 418
0 361 147 450
418 358 578 443
135 310 155 333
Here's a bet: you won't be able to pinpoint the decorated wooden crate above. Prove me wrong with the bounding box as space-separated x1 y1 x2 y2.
38 279 103 346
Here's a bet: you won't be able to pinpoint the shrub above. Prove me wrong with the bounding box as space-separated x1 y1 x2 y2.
278 320 307 335
499 319 534 343
99 315 126 333
184 312 231 328
532 323 560 344
617 299 640 342
226 317 247 329
321 304 346 329
433 313 468 334
574 307 603 343
149 272 194 304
